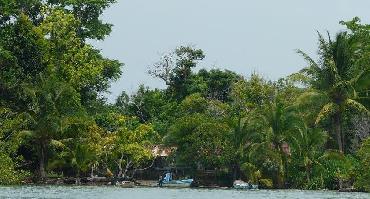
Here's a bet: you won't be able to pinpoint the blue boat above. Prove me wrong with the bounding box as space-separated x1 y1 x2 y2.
159 172 193 187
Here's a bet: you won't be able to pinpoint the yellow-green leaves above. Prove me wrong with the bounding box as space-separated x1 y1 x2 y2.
0 153 29 185
37 9 108 90
315 103 339 125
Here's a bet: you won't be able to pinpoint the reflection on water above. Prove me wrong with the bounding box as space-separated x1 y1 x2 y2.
0 186 369 199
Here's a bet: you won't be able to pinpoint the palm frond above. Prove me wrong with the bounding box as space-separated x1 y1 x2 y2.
50 139 66 149
345 99 369 114
353 69 370 92
297 49 321 74
315 102 339 125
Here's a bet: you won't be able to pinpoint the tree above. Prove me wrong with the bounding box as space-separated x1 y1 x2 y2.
102 115 157 180
0 107 30 184
187 69 241 102
49 119 104 184
289 125 327 188
168 114 233 169
0 0 117 40
115 91 130 114
167 94 233 169
228 74 276 181
0 7 122 181
261 100 301 187
298 31 369 153
239 94 302 188
340 18 370 109
21 75 82 179
0 5 121 113
149 46 205 100
116 86 179 136
0 12 45 113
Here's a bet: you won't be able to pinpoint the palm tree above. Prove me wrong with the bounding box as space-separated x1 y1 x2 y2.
262 100 303 187
22 75 82 179
298 31 369 153
290 125 327 184
242 98 302 188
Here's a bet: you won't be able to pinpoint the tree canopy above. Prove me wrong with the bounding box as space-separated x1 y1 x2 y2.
0 3 369 192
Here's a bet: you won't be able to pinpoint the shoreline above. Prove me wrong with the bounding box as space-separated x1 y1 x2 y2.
0 184 366 194
8 179 365 193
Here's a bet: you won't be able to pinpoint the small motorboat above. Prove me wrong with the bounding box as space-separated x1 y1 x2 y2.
161 179 194 188
233 180 258 190
159 172 193 188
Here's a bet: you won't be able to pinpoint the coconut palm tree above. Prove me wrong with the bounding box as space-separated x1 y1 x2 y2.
22 75 82 179
298 31 369 153
290 125 327 184
242 98 302 188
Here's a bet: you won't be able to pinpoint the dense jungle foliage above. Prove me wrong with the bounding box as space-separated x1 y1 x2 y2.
0 0 369 191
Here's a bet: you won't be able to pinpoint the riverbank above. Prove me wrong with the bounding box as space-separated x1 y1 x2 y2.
26 178 228 189
18 177 365 193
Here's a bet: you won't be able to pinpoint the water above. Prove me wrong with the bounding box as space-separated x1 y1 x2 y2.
0 186 369 199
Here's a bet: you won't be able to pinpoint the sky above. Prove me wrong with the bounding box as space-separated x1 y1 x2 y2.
92 0 370 102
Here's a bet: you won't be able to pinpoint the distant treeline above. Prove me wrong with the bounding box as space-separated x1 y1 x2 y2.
0 0 369 192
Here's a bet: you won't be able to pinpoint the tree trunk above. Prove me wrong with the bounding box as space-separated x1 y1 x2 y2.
277 144 286 188
117 163 123 178
116 154 124 178
282 154 288 188
232 163 240 182
122 160 132 179
90 164 95 178
305 164 311 184
39 140 47 180
333 112 343 153
276 167 284 188
75 170 81 185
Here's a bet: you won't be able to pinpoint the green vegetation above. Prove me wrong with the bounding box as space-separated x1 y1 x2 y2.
0 1 369 191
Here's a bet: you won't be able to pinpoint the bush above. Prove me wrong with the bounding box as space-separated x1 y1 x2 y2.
241 162 261 184
354 138 370 192
315 151 357 190
259 178 273 189
0 153 29 185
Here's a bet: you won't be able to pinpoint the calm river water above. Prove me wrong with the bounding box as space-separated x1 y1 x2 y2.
0 186 369 199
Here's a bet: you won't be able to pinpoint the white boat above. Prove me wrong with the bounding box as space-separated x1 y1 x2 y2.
233 180 258 190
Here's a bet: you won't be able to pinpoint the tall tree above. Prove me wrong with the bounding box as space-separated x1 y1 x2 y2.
0 0 117 40
257 99 301 187
298 31 369 153
187 69 241 102
0 7 121 180
167 94 233 169
149 46 205 100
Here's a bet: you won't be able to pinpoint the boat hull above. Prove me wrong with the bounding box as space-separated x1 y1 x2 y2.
161 183 192 188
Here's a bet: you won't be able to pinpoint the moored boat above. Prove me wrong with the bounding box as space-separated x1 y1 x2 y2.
233 180 258 190
161 179 194 188
159 172 193 188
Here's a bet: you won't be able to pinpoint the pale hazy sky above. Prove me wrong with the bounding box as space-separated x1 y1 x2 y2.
92 0 370 101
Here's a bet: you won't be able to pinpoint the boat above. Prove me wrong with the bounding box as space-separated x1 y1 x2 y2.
161 179 193 188
233 180 258 190
159 172 193 188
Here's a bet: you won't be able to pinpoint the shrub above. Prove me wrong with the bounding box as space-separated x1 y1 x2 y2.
0 153 29 185
259 178 273 189
354 138 370 192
